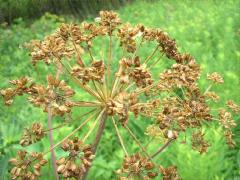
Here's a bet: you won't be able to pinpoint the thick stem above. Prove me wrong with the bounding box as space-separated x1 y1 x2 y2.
47 106 59 180
92 112 107 153
82 112 108 180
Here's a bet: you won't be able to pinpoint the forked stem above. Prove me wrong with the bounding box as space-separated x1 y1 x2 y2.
82 109 105 142
125 125 152 160
43 110 98 156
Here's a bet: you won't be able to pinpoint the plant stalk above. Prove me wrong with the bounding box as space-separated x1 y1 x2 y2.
47 106 59 180
151 139 174 158
82 111 108 180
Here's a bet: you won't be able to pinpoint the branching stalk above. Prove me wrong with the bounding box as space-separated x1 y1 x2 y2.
125 125 152 159
144 46 159 64
92 80 106 102
87 46 94 62
43 110 98 156
82 109 105 142
204 84 213 94
148 53 164 68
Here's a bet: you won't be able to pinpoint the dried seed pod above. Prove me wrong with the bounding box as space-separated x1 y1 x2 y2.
99 10 121 33
27 75 75 116
29 34 74 65
224 130 236 148
71 60 105 85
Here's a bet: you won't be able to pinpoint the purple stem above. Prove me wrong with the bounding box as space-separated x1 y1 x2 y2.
82 112 108 180
48 106 59 180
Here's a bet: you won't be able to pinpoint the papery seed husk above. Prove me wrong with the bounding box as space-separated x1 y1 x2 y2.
34 169 41 176
57 164 66 173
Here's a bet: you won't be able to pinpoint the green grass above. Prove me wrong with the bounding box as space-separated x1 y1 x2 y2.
0 0 239 179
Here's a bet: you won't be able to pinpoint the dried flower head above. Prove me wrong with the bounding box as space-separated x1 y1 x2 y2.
191 131 209 154
207 72 224 84
20 123 45 147
226 100 240 113
218 109 236 129
56 137 94 179
9 150 47 180
224 130 236 148
1 10 238 179
205 91 220 102
159 166 180 180
0 77 31 105
118 153 158 179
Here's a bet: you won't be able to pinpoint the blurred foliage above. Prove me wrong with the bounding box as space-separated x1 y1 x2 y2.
0 0 240 179
0 0 133 24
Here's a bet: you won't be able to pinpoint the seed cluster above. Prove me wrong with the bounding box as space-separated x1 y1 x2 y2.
118 153 158 179
0 77 30 105
56 138 94 179
30 36 74 65
159 166 180 180
71 60 105 85
20 123 45 147
9 151 47 180
226 100 240 113
159 59 200 89
207 72 224 84
191 131 210 154
1 75 75 116
1 10 238 179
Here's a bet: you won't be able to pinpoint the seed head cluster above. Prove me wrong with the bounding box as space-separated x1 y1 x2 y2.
1 11 238 179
